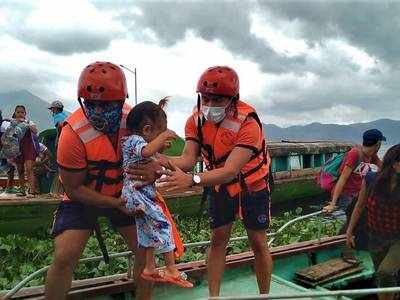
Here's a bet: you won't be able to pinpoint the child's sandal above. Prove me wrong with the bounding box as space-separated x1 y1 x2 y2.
140 270 166 283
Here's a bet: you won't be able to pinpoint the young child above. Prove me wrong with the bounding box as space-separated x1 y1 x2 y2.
122 99 193 288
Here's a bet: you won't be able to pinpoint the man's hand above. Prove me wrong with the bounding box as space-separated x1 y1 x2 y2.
116 196 145 217
346 230 356 248
322 202 337 214
155 153 170 167
157 161 194 192
107 196 127 209
125 160 162 187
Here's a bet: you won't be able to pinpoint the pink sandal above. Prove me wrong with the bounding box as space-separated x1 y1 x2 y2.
140 270 166 283
163 272 193 288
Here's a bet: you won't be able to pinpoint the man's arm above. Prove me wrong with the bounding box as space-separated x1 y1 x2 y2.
331 165 353 204
160 146 253 190
59 168 124 208
194 147 252 186
346 180 368 248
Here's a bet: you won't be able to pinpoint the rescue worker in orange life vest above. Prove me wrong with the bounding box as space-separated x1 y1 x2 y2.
158 66 273 297
45 62 153 300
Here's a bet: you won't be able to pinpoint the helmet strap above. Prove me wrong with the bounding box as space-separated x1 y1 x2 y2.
78 97 89 119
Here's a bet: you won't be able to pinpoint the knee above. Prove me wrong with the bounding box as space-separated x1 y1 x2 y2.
52 249 81 272
249 234 267 255
210 232 230 249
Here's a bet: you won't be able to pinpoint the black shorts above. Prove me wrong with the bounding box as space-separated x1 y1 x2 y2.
51 201 135 237
208 188 271 230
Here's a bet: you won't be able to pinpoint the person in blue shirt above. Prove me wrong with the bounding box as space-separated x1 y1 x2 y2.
48 100 67 128
48 100 67 149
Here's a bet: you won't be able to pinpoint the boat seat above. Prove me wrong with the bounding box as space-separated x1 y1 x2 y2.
295 257 363 287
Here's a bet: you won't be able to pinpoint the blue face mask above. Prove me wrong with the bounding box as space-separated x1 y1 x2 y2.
84 101 123 134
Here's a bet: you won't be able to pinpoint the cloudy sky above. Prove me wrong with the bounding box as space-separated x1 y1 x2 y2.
1 0 399 135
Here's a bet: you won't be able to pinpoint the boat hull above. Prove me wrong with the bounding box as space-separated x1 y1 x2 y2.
1 235 375 299
0 176 326 236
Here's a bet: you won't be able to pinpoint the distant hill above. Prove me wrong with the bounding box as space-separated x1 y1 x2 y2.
0 90 70 131
1 90 399 144
263 119 400 144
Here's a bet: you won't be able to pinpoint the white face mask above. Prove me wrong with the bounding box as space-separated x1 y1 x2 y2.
202 103 229 123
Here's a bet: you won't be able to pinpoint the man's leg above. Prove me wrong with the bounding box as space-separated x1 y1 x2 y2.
118 225 153 300
207 223 233 297
242 189 273 294
246 229 272 294
45 229 91 300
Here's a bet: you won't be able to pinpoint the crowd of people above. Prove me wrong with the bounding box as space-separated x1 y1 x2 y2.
1 61 398 300
0 100 67 197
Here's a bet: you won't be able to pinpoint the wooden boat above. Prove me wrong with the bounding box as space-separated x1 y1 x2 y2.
0 128 353 236
1 212 392 300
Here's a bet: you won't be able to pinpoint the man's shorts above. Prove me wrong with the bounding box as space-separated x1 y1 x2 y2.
208 187 270 230
51 201 135 237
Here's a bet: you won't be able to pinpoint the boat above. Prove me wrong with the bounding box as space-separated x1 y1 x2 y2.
0 128 353 236
1 211 397 300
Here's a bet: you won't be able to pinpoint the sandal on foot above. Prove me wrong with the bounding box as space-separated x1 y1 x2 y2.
141 270 166 283
163 272 193 288
342 249 358 264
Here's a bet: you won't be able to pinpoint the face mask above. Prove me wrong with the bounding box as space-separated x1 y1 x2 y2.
202 103 229 123
84 102 122 134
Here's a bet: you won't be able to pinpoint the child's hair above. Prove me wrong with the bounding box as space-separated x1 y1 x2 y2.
371 143 400 201
126 97 169 131
12 105 26 118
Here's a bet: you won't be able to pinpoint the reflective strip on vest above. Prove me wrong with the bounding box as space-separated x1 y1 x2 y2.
71 119 90 131
78 127 103 143
220 119 240 133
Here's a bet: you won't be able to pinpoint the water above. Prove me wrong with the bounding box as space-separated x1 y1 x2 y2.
378 144 394 158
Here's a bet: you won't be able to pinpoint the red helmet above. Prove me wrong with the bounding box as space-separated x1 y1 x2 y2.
77 61 127 101
196 66 239 97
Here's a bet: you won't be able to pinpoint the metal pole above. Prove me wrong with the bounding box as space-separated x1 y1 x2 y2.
119 64 137 105
134 67 137 105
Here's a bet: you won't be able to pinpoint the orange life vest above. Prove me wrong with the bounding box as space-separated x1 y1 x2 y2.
193 100 271 197
63 103 131 198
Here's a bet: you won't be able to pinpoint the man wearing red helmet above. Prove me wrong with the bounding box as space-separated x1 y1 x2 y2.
159 66 273 296
44 62 152 299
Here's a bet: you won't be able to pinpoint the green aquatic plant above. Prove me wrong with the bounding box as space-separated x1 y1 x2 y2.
0 209 343 290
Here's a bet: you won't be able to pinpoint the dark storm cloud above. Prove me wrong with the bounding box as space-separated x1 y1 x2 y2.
263 1 400 67
93 0 307 74
1 1 120 55
12 29 113 55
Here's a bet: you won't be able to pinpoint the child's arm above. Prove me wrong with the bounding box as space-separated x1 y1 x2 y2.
142 129 177 158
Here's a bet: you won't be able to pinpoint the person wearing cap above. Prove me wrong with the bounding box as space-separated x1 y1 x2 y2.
323 129 384 260
48 100 67 149
324 128 385 214
48 100 67 129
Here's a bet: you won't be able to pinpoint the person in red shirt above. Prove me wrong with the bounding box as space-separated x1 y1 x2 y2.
157 66 273 297
323 129 384 252
324 129 384 214
346 144 400 300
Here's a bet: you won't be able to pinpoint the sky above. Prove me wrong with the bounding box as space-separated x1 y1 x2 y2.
0 0 399 136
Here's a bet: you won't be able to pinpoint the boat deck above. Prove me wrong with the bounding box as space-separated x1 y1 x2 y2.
153 267 344 300
0 186 203 205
